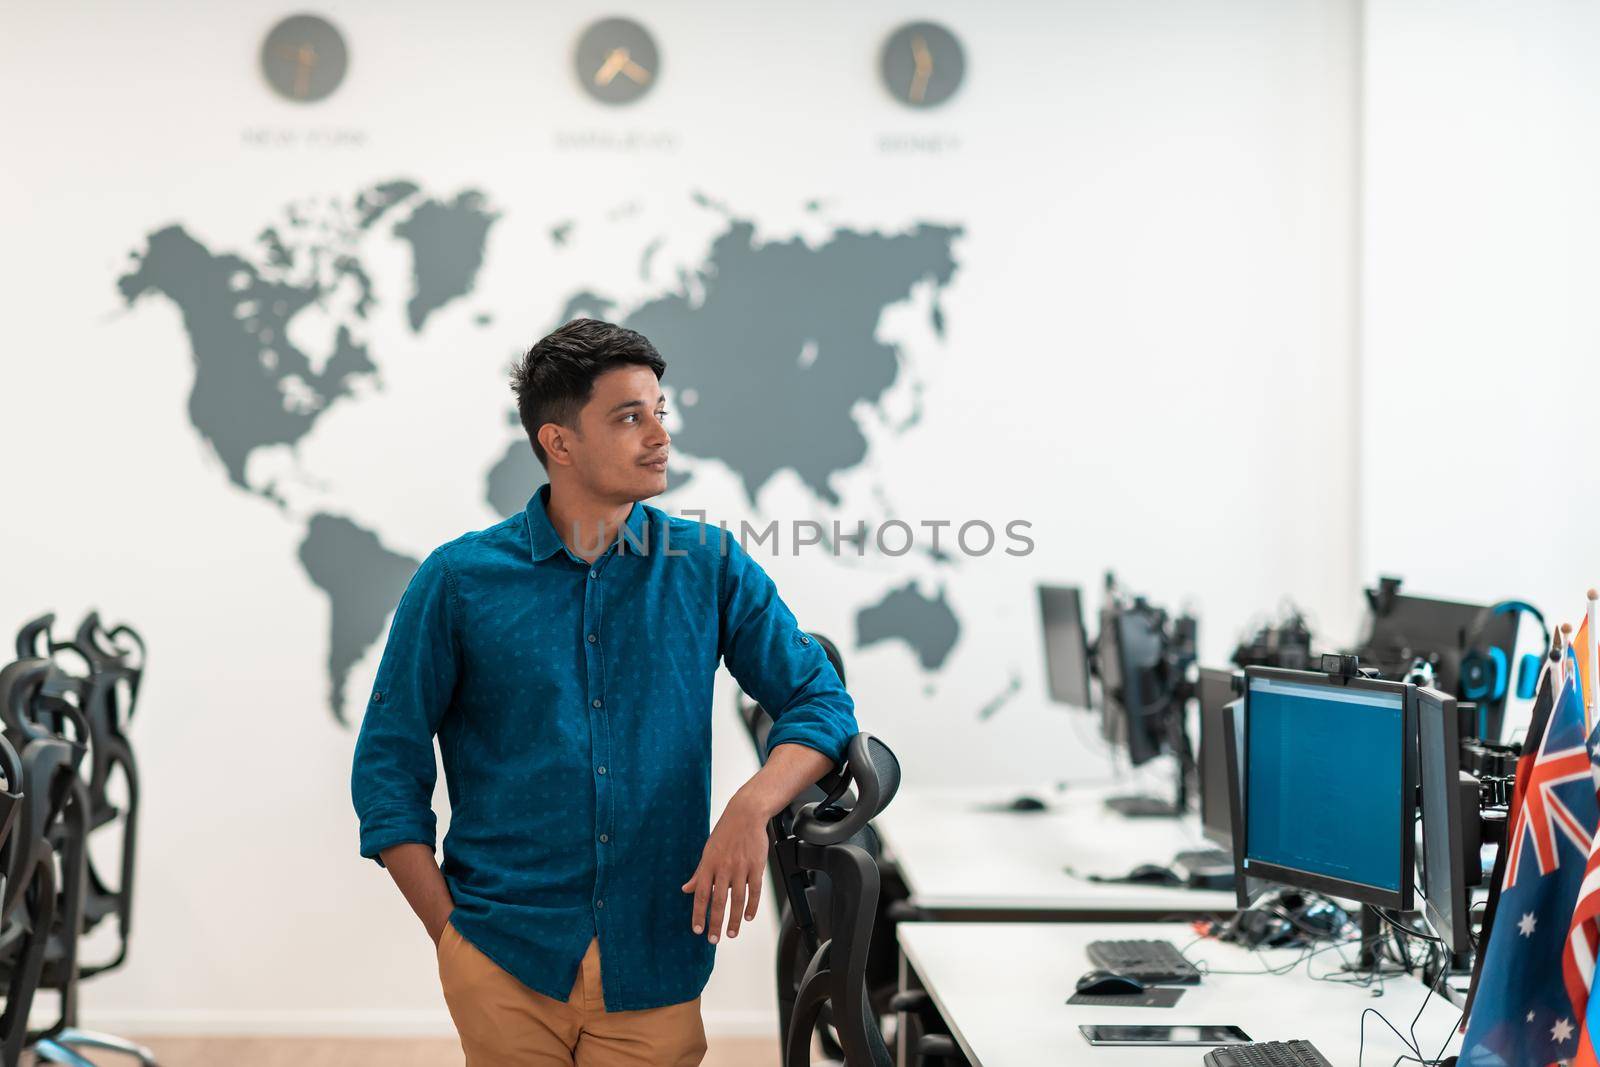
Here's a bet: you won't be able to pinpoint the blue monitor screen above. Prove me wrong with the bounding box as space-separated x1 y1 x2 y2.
1244 677 1406 892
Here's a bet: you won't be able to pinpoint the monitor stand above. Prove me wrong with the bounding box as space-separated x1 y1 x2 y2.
1173 847 1231 869
1171 847 1235 890
1104 707 1195 820
1105 794 1180 818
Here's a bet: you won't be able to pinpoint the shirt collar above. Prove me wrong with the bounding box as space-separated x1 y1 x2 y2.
524 484 648 564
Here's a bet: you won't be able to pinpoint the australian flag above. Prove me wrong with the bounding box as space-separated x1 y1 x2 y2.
1463 668 1597 1066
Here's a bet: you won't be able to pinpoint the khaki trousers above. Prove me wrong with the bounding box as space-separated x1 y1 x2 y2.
437 923 708 1067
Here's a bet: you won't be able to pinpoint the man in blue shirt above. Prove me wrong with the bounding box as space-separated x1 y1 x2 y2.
351 318 858 1066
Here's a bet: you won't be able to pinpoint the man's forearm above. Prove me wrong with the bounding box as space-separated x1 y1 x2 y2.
380 842 455 944
732 742 837 821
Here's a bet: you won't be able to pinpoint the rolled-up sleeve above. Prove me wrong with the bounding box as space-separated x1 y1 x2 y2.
351 548 460 865
717 534 857 764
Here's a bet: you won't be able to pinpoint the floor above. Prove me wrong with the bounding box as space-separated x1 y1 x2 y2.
57 1036 780 1066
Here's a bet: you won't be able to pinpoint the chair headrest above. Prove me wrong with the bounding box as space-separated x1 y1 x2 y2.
792 733 900 846
75 612 146 678
0 658 90 762
14 615 55 661
0 660 50 740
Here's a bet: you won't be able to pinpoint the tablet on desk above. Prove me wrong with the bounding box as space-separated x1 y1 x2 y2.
1080 1024 1251 1047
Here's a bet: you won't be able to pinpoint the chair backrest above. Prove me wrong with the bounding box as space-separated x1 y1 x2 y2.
14 615 54 661
770 733 901 1067
66 613 144 807
0 658 89 915
9 614 143 975
812 634 847 687
0 791 53 1067
73 612 145 724
0 729 26 912
0 658 85 1062
737 692 770 759
742 632 853 914
65 614 143 970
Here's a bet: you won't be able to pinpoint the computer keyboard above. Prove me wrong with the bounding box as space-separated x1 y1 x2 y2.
1202 1040 1332 1067
1085 939 1202 984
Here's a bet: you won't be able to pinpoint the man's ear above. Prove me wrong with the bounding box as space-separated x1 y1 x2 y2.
538 423 574 467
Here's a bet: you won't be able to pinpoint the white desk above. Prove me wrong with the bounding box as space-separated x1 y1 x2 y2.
897 922 1464 1066
874 784 1238 920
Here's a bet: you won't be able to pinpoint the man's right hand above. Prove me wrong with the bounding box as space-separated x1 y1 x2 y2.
379 842 456 945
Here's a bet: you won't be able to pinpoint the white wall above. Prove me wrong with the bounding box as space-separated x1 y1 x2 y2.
0 0 1358 1037
1361 0 1600 625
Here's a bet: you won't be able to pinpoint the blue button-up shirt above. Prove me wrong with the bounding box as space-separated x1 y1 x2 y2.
351 486 857 1011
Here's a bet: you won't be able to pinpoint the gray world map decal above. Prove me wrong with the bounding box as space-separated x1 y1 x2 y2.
119 181 965 723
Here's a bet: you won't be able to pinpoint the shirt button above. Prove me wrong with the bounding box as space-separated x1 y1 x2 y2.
589 570 598 580
587 633 597 643
801 635 812 644
592 698 603 708
599 834 609 843
596 900 604 909
597 766 607 775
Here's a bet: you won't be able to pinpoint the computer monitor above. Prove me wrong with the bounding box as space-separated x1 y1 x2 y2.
1223 699 1270 906
1097 604 1168 767
1038 585 1091 708
1357 584 1516 700
1240 667 1416 910
1095 603 1125 747
1417 686 1475 954
1197 667 1239 848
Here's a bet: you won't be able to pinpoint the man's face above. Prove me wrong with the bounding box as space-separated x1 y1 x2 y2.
559 364 670 501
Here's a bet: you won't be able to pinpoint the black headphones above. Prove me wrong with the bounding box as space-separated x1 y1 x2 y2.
1211 890 1350 949
1460 600 1548 704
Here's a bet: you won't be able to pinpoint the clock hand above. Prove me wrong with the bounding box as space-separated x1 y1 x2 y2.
620 56 651 84
274 43 319 98
294 45 317 98
909 34 934 103
595 47 632 86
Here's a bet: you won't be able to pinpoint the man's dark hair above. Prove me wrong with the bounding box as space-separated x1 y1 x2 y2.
510 318 666 467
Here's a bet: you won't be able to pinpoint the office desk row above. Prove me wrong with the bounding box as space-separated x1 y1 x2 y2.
872 781 1236 919
872 782 1462 1065
897 922 1463 1066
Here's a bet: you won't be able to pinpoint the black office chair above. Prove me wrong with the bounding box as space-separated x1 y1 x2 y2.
62 613 144 973
767 732 902 1067
10 616 155 1066
0 722 32 1067
0 658 87 1067
744 633 847 906
16 611 146 829
741 637 918 1064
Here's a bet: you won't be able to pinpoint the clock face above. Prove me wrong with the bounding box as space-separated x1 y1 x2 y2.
574 17 660 105
880 21 964 109
260 14 349 103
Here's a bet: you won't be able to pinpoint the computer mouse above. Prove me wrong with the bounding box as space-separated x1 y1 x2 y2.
1007 795 1047 812
1126 863 1183 886
1076 970 1146 996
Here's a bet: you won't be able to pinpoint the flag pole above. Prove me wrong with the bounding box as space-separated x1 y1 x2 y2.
1587 589 1598 733
1459 623 1573 1031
